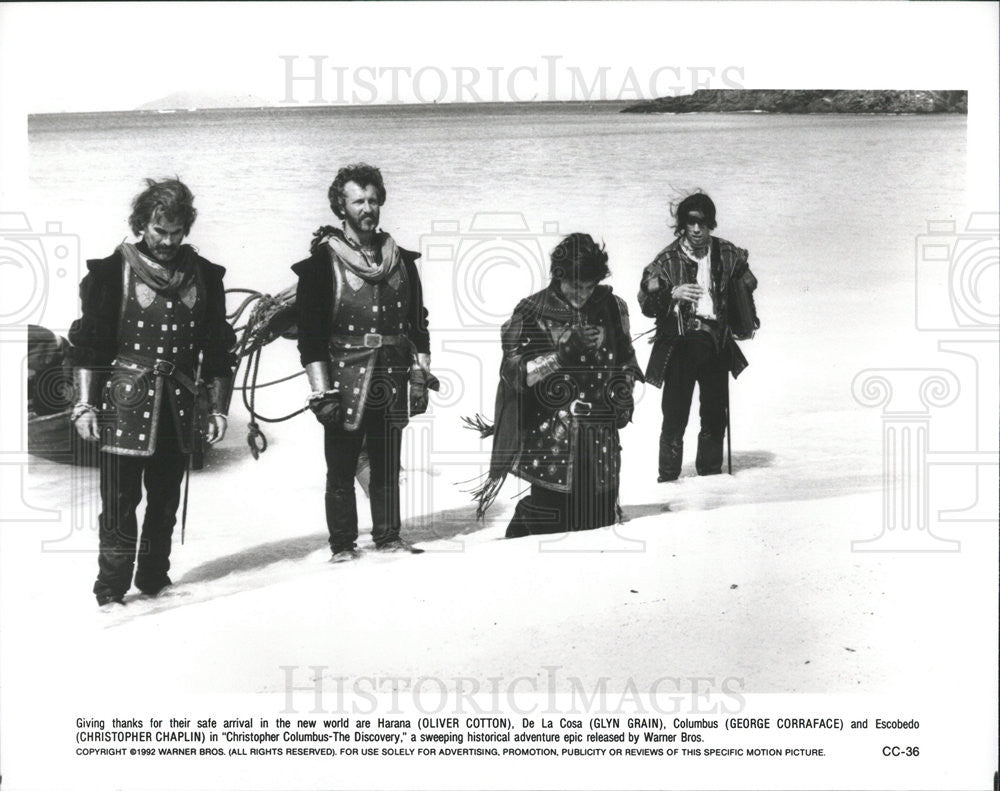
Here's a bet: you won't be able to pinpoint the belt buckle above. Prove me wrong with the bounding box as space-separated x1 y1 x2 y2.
363 333 383 349
152 359 175 377
570 399 592 417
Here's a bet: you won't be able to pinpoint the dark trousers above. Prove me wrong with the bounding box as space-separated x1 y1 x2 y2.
324 407 403 551
94 413 187 601
659 332 729 479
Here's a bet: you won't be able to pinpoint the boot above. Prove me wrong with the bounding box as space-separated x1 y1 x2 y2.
658 436 683 482
695 431 724 476
368 479 401 547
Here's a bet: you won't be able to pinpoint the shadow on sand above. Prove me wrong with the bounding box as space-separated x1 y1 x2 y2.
181 451 785 585
623 449 777 521
178 500 496 586
621 448 880 523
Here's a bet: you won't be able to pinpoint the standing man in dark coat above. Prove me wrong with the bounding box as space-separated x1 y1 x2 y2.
476 233 642 537
293 163 432 562
69 178 236 608
638 192 758 481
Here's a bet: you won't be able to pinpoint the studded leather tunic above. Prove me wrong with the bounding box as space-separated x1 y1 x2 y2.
292 230 429 431
68 243 235 456
325 240 412 430
498 284 641 493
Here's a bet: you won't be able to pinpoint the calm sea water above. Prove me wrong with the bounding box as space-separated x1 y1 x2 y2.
28 103 966 423
28 102 964 290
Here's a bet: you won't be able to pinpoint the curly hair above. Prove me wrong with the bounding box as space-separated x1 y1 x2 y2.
128 178 197 236
672 191 717 237
327 163 387 219
549 233 610 283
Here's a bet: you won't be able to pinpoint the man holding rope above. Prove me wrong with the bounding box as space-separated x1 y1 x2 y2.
292 163 432 562
69 178 236 608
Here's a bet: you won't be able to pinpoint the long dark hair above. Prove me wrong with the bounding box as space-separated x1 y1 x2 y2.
128 178 197 235
549 233 610 283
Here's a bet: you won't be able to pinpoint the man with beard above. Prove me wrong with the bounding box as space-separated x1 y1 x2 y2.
69 178 236 608
475 233 641 537
293 163 432 561
638 192 758 481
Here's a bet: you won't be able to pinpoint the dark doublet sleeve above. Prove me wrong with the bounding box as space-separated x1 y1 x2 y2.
499 298 548 393
199 259 237 379
733 246 751 279
402 251 430 355
637 256 674 320
67 253 123 369
292 252 334 367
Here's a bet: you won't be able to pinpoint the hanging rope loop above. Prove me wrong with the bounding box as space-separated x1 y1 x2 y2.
226 287 307 459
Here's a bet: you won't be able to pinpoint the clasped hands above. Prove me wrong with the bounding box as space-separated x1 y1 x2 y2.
556 324 603 365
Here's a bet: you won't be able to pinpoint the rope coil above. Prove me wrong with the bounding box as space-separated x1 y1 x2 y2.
227 287 306 459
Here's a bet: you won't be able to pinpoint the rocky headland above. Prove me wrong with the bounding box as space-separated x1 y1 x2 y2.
622 89 967 114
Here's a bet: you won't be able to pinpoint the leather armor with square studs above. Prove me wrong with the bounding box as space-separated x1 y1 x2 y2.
324 243 413 430
100 258 206 456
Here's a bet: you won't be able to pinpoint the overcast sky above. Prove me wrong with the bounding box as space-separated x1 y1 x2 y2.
1 2 997 114
0 1 997 221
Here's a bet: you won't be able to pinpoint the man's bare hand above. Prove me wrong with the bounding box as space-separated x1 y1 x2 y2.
205 414 228 445
580 325 603 349
73 411 100 442
672 283 705 303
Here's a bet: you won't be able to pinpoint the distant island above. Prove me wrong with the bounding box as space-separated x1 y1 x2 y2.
622 89 967 115
136 91 272 111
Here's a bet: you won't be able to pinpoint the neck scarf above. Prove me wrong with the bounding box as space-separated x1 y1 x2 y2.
323 228 401 284
120 242 195 295
680 235 711 264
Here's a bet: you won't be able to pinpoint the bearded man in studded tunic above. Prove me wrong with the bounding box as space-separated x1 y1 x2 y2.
69 179 236 607
476 233 641 537
293 164 432 561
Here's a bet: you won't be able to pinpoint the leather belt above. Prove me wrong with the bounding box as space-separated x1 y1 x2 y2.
329 333 410 350
685 316 717 333
115 353 200 395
